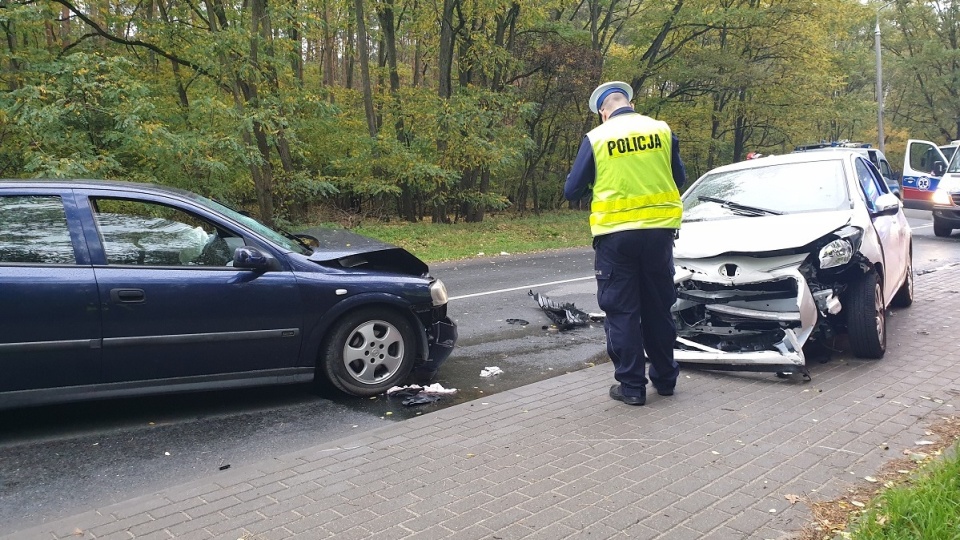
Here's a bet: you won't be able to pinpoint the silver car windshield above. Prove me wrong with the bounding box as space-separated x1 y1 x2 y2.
683 160 849 221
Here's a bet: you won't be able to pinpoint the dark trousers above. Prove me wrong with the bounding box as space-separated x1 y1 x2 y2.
594 228 679 397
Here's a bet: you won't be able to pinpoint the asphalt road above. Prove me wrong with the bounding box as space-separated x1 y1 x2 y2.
1 209 958 533
0 245 607 533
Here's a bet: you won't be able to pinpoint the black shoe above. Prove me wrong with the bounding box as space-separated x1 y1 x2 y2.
609 384 645 406
655 387 674 397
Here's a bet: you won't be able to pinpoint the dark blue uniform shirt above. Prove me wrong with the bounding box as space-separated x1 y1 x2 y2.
564 107 687 201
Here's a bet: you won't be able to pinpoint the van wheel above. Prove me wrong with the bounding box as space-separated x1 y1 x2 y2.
846 271 886 359
933 217 952 237
320 307 416 396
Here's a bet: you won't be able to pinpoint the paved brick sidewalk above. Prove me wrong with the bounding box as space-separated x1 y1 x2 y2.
6 266 960 540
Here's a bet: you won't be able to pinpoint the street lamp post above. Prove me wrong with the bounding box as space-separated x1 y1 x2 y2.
875 2 894 154
875 17 884 153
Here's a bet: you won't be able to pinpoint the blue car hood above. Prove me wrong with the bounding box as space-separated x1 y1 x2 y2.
299 227 429 276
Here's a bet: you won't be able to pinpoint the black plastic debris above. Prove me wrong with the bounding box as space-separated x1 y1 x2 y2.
529 290 593 331
506 318 529 325
219 464 231 471
401 394 441 406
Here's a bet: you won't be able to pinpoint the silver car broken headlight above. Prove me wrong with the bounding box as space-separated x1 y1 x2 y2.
818 226 862 270
430 279 449 306
818 239 854 269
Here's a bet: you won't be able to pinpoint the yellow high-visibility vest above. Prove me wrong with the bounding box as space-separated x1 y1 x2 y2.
587 113 682 236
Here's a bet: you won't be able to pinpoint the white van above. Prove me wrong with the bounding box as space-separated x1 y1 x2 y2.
929 144 960 236
902 139 959 207
793 142 900 198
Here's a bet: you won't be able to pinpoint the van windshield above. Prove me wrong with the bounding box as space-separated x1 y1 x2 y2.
948 148 960 174
941 145 958 163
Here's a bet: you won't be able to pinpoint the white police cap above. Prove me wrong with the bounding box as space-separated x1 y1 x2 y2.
588 81 633 114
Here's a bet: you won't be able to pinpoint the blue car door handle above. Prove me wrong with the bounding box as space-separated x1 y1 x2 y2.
110 288 146 303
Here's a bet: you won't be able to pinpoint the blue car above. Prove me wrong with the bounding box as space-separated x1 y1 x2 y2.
0 179 456 409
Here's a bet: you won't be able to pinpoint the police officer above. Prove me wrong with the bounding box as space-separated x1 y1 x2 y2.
564 81 685 406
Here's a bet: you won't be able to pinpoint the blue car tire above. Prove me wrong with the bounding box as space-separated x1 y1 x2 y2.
320 307 417 396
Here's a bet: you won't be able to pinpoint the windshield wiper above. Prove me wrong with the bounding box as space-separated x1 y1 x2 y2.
271 224 316 252
697 196 783 216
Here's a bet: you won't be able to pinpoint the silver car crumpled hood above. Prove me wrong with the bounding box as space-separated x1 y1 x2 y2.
299 227 429 277
675 210 852 259
671 210 853 376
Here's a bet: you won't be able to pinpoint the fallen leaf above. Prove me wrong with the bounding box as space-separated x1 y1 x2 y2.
768 508 777 513
784 494 801 504
851 500 866 508
711 451 720 455
73 528 84 537
915 440 934 445
876 514 889 526
864 476 878 483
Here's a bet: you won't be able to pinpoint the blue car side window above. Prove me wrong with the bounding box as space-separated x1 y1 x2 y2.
92 198 236 267
0 196 76 264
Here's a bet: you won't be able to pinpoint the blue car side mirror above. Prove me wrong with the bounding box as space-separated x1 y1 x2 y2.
233 247 280 271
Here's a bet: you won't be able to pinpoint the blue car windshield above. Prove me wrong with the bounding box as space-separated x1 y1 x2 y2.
683 160 849 221
194 196 312 255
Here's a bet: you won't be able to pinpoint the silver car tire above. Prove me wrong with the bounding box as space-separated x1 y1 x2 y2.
320 307 417 396
846 270 886 359
890 249 914 308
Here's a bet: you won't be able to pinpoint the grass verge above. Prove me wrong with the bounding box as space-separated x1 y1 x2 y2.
308 210 592 263
798 415 960 540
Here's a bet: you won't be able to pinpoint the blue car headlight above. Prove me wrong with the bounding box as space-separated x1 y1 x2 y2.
430 279 449 306
818 226 863 269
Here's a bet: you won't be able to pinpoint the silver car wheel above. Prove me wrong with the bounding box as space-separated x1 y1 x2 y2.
342 319 406 384
874 281 884 344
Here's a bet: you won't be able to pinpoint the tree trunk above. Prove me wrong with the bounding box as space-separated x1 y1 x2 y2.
289 0 303 85
321 0 336 94
438 0 456 99
377 0 418 222
354 0 377 138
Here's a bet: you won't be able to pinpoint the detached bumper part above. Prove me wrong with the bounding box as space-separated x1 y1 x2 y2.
812 289 841 315
413 317 457 380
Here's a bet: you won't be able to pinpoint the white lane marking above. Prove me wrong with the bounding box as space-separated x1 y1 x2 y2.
913 224 932 229
449 276 594 301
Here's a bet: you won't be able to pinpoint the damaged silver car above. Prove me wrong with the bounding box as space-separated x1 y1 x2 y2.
673 152 913 378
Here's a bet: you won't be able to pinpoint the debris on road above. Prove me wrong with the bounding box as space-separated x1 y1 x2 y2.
402 394 441 406
529 290 602 330
422 383 457 395
387 383 457 406
386 384 423 398
480 366 504 377
506 318 529 325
